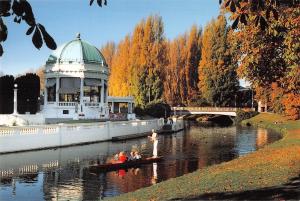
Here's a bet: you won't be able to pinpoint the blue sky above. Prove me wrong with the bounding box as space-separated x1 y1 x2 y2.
0 0 220 75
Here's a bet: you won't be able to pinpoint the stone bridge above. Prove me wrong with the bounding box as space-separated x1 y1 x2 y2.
172 107 253 117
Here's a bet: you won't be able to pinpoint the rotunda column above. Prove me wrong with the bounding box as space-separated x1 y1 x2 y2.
105 82 108 104
130 102 133 113
111 101 114 113
80 77 84 105
44 78 48 105
100 79 104 105
128 102 131 114
56 77 59 105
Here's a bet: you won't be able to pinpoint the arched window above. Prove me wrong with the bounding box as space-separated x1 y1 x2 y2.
83 78 101 102
46 78 56 102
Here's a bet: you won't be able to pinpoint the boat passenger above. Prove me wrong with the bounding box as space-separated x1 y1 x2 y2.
118 151 127 163
114 153 119 161
128 151 135 161
107 153 119 164
134 151 141 160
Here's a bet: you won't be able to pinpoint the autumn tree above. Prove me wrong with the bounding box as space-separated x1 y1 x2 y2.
184 25 202 104
220 0 299 31
107 15 167 108
163 25 202 106
164 35 188 105
108 35 131 97
139 15 167 107
230 4 300 119
198 16 238 106
129 21 146 106
100 41 116 68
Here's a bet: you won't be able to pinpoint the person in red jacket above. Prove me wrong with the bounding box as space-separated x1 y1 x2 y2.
118 151 127 163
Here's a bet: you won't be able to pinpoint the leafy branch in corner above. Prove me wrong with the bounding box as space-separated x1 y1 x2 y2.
0 0 107 57
89 0 107 7
219 0 299 30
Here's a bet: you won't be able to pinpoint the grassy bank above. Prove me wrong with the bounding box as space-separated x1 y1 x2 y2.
109 113 300 201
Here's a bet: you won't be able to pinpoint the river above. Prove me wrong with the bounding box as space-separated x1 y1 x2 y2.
0 123 281 200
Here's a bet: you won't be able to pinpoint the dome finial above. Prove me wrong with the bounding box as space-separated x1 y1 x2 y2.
76 33 81 39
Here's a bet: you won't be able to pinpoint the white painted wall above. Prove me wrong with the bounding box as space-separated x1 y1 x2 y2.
0 118 165 154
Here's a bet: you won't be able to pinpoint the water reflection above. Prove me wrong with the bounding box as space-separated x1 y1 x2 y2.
0 125 281 200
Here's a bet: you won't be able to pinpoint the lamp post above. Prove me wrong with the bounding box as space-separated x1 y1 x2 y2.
37 96 41 112
75 97 78 113
148 87 151 104
27 98 29 114
234 94 237 108
251 88 254 110
13 84 18 115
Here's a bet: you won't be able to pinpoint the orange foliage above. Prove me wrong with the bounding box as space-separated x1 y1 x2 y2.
101 41 116 69
108 36 131 97
282 93 300 120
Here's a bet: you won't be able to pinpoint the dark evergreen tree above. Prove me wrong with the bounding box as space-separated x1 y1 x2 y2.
0 75 14 114
15 73 40 114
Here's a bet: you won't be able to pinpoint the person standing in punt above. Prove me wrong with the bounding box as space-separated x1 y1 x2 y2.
148 129 158 158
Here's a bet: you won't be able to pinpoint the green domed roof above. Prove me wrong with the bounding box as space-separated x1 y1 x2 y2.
47 34 107 65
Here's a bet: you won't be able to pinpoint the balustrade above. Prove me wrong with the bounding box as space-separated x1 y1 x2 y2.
84 102 100 107
59 102 76 106
172 106 240 112
171 106 245 116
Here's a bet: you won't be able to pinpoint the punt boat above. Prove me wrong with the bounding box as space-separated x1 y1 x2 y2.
89 156 163 172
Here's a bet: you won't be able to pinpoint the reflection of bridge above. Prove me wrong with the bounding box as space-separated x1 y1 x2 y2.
172 107 251 117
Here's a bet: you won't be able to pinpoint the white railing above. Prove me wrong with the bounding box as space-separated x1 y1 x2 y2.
58 102 76 106
85 102 100 107
172 107 254 112
172 107 238 112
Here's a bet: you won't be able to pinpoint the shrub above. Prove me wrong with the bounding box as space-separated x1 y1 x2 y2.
144 102 171 118
189 98 211 107
134 106 145 117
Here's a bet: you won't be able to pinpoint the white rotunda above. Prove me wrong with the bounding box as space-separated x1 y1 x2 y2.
43 34 110 122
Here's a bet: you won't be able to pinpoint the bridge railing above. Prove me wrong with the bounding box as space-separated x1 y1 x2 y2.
172 107 254 112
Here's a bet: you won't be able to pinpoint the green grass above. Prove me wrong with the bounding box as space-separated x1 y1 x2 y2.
109 113 300 201
242 113 300 131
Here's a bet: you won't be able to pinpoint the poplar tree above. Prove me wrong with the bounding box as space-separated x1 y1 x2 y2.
108 35 131 96
107 15 166 108
129 21 145 106
198 16 238 106
185 25 202 103
141 15 166 106
164 34 189 106
101 41 116 69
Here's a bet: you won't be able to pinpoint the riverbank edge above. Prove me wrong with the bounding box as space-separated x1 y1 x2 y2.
109 113 300 201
